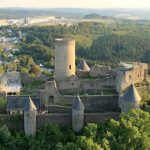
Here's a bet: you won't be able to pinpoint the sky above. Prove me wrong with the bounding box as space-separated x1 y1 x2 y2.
0 0 150 9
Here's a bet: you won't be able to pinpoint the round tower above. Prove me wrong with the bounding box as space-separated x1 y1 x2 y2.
77 59 90 71
24 96 37 137
121 84 141 112
55 38 75 81
72 95 84 132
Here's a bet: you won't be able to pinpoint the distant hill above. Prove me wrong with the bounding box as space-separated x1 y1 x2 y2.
0 8 150 20
84 13 115 21
84 14 101 19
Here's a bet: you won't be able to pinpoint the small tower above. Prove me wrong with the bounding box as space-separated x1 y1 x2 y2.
77 59 90 71
72 95 84 132
121 84 141 112
24 96 37 137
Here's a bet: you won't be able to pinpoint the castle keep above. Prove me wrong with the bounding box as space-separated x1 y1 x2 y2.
55 38 75 81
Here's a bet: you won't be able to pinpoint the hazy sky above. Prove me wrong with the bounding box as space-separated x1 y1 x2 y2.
0 0 150 8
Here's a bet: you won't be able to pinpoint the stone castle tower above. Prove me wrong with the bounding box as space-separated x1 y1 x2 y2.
77 59 90 71
121 84 141 112
72 95 84 132
54 38 75 81
24 96 37 137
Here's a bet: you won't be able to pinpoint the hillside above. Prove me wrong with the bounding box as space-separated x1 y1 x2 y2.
1 21 150 68
84 13 114 20
84 14 101 19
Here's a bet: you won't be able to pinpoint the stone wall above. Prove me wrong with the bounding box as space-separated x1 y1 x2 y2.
58 95 119 112
47 105 117 113
48 105 72 113
38 81 60 105
76 70 89 78
90 64 115 77
57 76 116 91
82 76 116 90
116 63 148 93
37 112 120 127
37 114 72 127
1 113 120 130
0 114 24 130
56 75 79 90
84 112 119 123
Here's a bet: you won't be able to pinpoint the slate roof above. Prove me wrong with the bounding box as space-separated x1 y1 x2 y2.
77 59 90 71
122 84 141 102
72 95 84 110
6 96 41 111
24 96 37 112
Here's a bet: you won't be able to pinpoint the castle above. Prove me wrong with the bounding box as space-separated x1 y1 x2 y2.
1 38 148 137
37 38 147 109
23 38 146 136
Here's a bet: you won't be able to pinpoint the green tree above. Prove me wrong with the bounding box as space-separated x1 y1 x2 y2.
19 55 35 68
36 123 63 149
0 65 4 74
29 65 41 77
0 125 12 149
77 136 101 150
0 98 7 113
100 110 150 150
83 123 98 140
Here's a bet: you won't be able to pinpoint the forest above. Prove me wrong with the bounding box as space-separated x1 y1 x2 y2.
5 21 150 68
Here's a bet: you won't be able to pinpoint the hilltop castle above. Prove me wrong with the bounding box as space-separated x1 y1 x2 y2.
24 37 146 136
1 38 148 136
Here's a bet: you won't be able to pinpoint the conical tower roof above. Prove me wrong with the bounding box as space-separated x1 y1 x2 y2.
77 59 90 71
122 84 141 102
24 96 37 112
72 95 84 110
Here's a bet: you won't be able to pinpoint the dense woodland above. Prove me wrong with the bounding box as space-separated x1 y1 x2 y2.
1 21 150 75
4 21 150 68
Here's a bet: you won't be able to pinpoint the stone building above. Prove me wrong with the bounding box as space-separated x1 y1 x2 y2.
6 96 41 114
116 62 148 93
121 84 141 112
90 64 114 77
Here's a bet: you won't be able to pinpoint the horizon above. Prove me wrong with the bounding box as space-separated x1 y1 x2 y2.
0 0 150 9
0 7 150 10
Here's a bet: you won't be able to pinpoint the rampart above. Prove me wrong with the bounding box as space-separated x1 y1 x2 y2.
57 76 116 90
58 95 119 111
0 112 120 130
